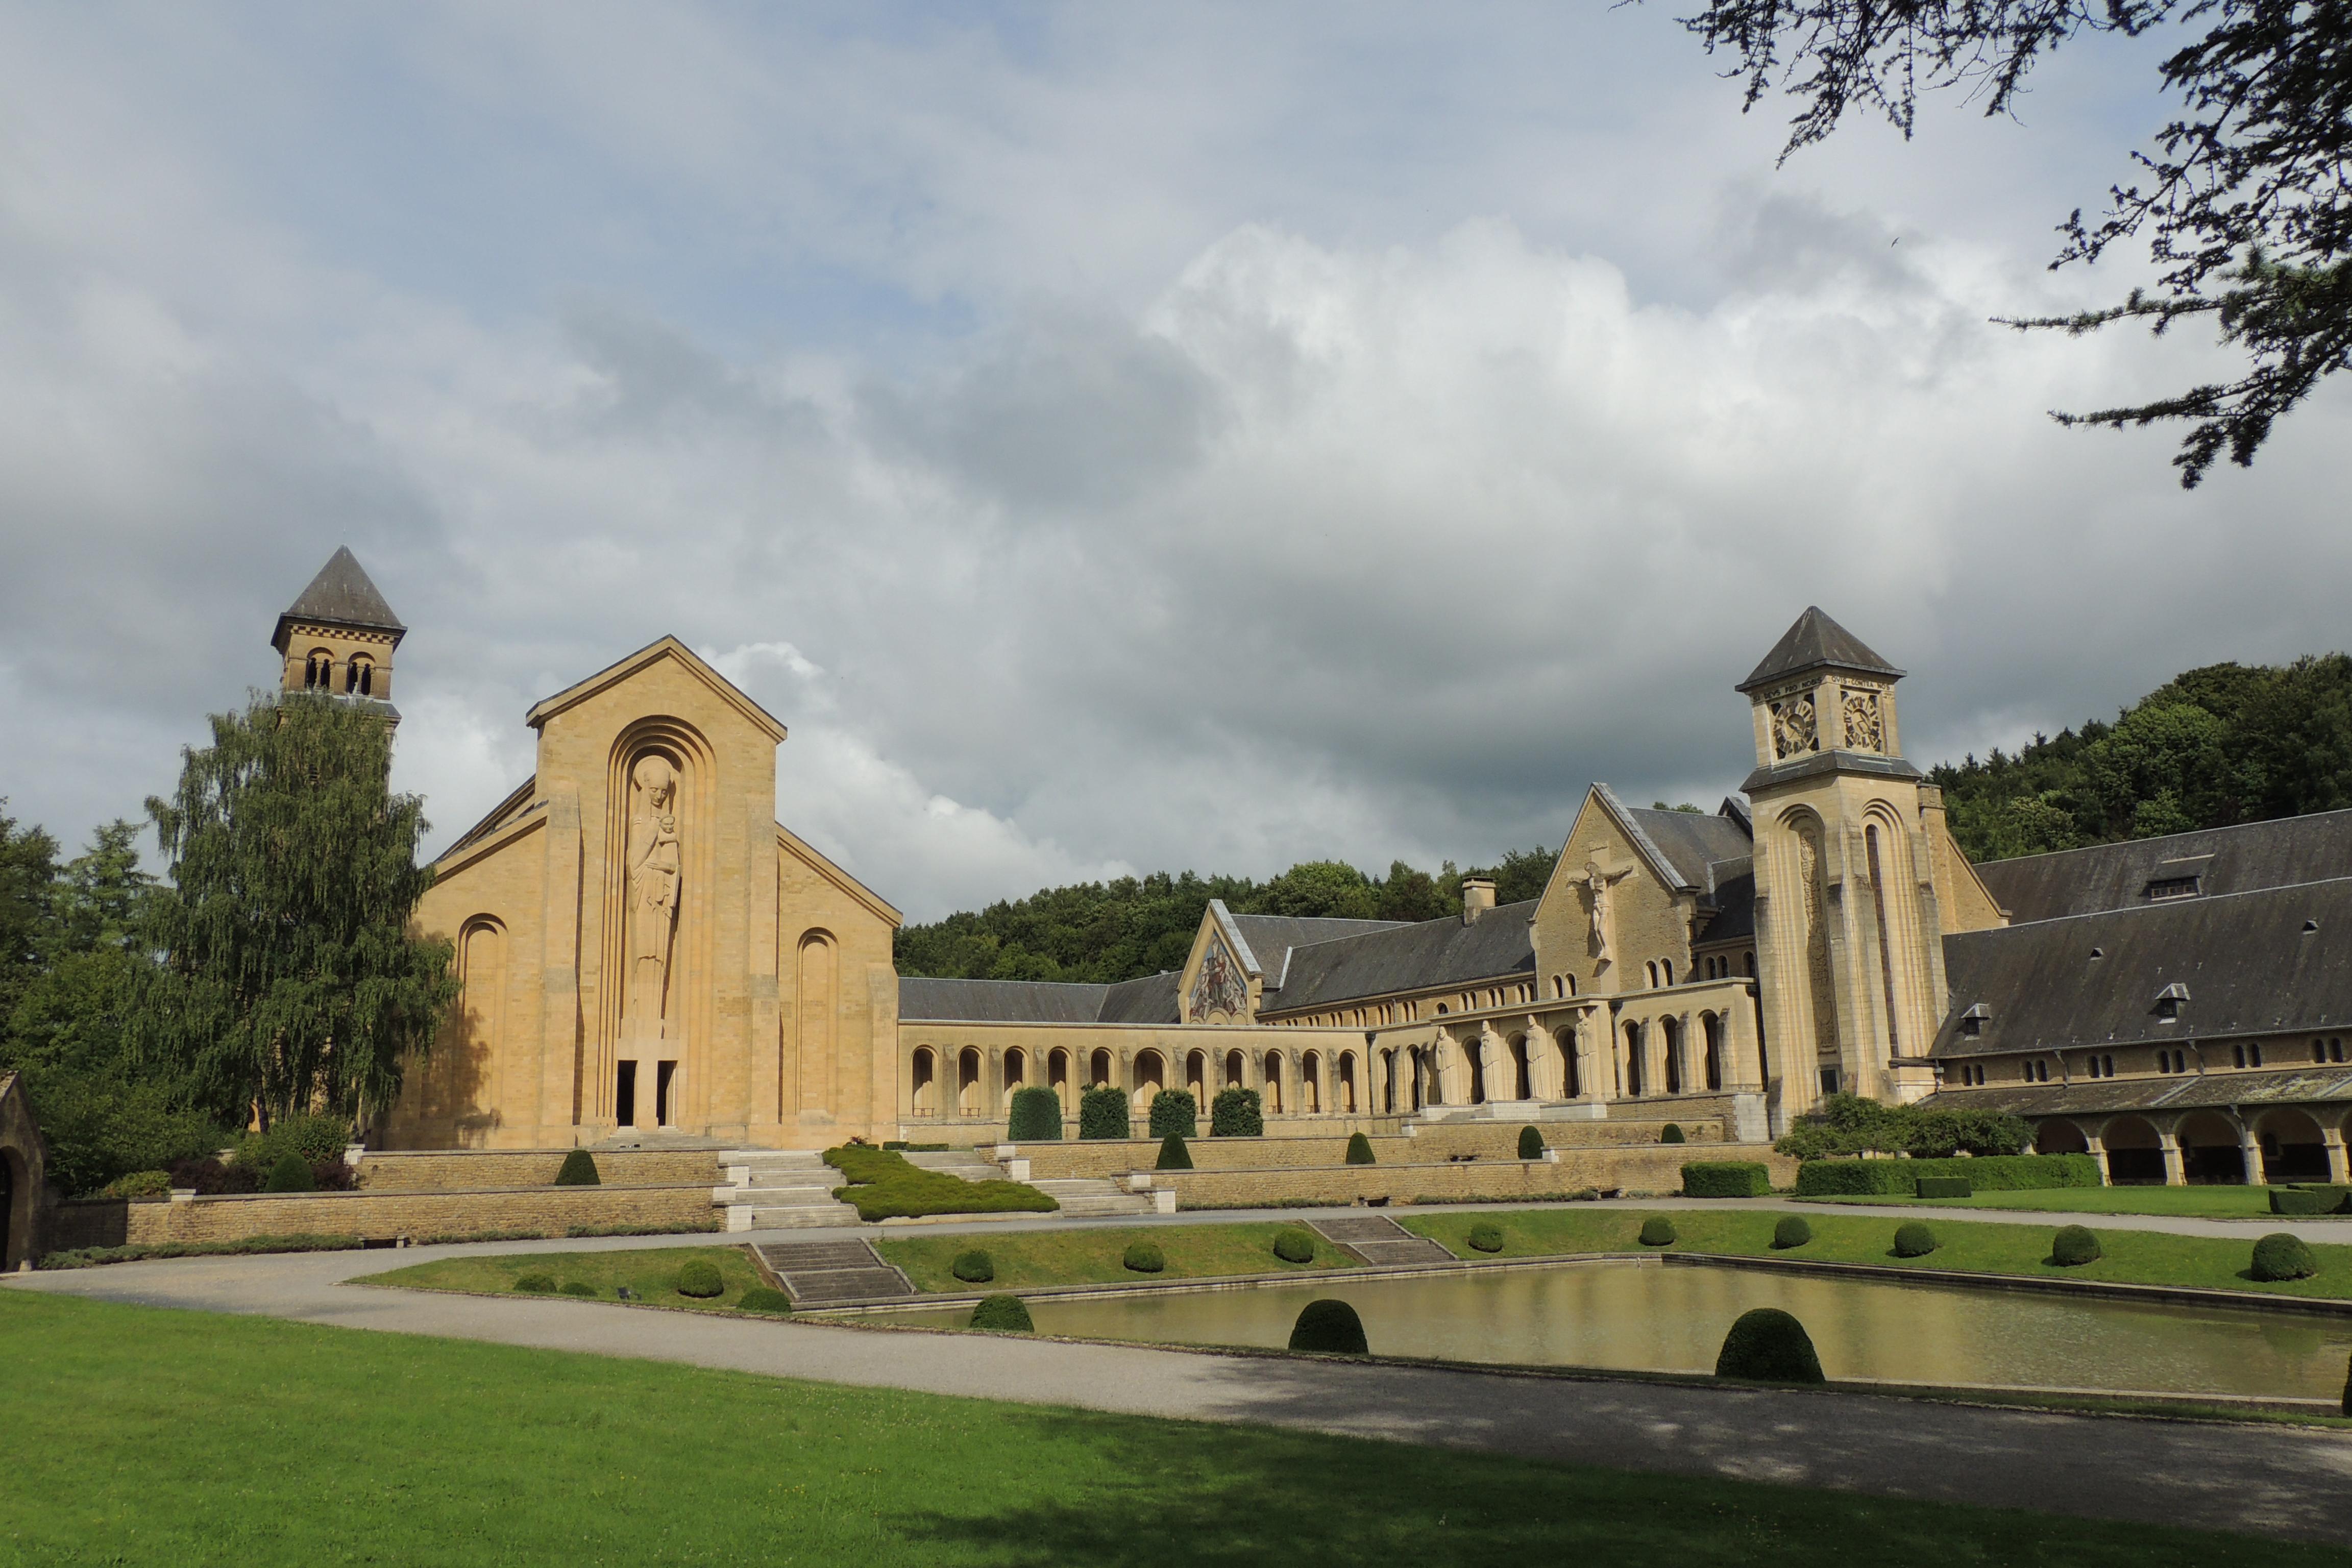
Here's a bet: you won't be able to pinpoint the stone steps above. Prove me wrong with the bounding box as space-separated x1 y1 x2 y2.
753 1238 914 1306
1307 1213 1455 1267
902 1150 1000 1182
716 1149 860 1232
1032 1177 1156 1218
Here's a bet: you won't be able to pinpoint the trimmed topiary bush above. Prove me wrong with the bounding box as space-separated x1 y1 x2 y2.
1272 1229 1317 1264
1156 1133 1193 1170
1772 1215 1812 1250
1638 1216 1677 1247
554 1149 600 1186
951 1249 996 1284
675 1259 725 1298
739 1286 793 1315
1148 1090 1198 1139
970 1293 1034 1332
2251 1231 2319 1282
1916 1176 1972 1199
1681 1161 1771 1197
1079 1086 1131 1141
1892 1221 1939 1258
1517 1125 1545 1160
514 1272 557 1293
1715 1307 1825 1383
1288 1298 1369 1354
560 1281 596 1297
2051 1224 2103 1266
2270 1186 2348 1216
1211 1087 1263 1138
1661 1123 1685 1144
1122 1241 1165 1273
1345 1132 1376 1165
1007 1086 1064 1142
264 1153 316 1193
1467 1222 1505 1254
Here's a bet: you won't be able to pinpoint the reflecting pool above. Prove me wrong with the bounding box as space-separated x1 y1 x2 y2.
866 1261 2352 1400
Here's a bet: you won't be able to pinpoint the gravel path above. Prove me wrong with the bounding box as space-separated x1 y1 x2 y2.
12 1236 2352 1545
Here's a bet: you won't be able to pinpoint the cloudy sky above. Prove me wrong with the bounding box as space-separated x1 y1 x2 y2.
1 4 2343 921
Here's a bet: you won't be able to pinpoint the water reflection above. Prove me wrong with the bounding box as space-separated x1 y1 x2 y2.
868 1261 2352 1399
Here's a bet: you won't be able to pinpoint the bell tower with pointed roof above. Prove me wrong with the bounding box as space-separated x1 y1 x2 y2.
272 546 405 726
1739 608 1950 1117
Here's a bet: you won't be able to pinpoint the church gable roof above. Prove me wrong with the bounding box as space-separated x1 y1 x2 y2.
1259 901 1538 1015
273 546 404 651
1972 810 2352 925
1737 606 1902 693
523 635 789 743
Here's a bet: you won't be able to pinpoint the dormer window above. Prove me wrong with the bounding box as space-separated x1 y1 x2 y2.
1958 1002 1991 1039
2145 876 2201 901
2153 982 2190 1021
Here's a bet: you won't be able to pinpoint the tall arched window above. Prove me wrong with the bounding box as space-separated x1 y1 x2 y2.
305 649 333 690
347 654 374 697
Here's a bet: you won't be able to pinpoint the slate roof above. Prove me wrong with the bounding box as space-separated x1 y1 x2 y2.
1920 1066 2352 1119
1737 606 1902 693
1930 876 2352 1058
273 546 404 651
1609 793 1753 892
1259 900 1539 1016
1698 865 1756 944
1973 811 2352 925
1223 913 1406 981
896 972 1181 1025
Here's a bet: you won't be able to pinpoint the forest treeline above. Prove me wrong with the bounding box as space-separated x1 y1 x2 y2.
902 656 2352 983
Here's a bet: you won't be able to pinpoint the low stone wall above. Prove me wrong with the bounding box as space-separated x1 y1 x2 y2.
356 1148 721 1192
1405 1118 1725 1157
1006 1116 1731 1178
48 1184 717 1252
1151 1143 1796 1209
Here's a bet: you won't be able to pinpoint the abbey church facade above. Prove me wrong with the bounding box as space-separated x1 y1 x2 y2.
278 551 2352 1180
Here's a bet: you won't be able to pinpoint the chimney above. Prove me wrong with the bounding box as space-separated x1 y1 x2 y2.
1461 877 1496 924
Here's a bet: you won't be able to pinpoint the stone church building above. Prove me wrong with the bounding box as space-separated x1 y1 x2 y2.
272 551 2352 1178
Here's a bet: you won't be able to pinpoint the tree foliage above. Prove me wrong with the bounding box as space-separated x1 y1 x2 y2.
1775 1092 2030 1159
1674 0 2352 485
133 693 457 1130
1933 653 2352 857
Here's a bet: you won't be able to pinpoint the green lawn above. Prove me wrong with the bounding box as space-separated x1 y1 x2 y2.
0 1288 2324 1566
1400 1207 2352 1300
878 1221 1358 1292
1800 1186 2300 1219
358 1244 769 1310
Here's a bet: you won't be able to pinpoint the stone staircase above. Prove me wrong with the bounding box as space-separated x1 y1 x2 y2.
1030 1177 1156 1218
752 1238 914 1306
1307 1213 1455 1267
902 1149 1000 1182
714 1150 861 1232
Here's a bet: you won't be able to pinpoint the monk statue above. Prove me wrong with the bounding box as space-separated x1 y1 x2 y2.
625 755 682 1043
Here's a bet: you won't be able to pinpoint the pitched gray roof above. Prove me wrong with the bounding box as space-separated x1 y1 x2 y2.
1697 864 1755 943
1737 606 1902 693
1611 796 1753 891
1921 1065 2352 1119
1931 876 2352 1058
1226 913 1405 982
896 972 1181 1025
274 547 404 649
1974 811 2352 925
1260 900 1538 1015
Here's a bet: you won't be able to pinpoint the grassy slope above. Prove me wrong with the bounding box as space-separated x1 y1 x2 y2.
1400 1208 2352 1300
878 1222 1357 1292
0 1288 2325 1567
1802 1186 2289 1218
360 1245 768 1309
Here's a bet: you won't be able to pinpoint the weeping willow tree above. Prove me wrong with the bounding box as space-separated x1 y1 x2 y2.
134 692 456 1130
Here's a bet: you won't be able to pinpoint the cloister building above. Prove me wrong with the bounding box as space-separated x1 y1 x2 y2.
267 549 2352 1174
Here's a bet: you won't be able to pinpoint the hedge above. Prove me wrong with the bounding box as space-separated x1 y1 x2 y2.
951 1249 996 1284
1007 1086 1063 1142
1772 1215 1812 1250
1156 1133 1193 1170
675 1260 725 1298
1794 1153 2100 1196
738 1287 793 1315
1716 1308 1824 1383
2051 1224 2103 1266
2251 1232 2319 1282
38 1234 366 1269
1516 1125 1544 1160
1288 1299 1368 1355
1079 1086 1131 1141
1345 1132 1377 1165
1148 1090 1198 1139
1638 1217 1677 1247
1681 1161 1770 1198
1211 1087 1263 1138
1915 1176 1972 1199
554 1149 601 1186
1466 1222 1505 1254
970 1294 1034 1332
1122 1241 1166 1273
824 1145 1058 1221
1272 1229 1317 1263
2272 1185 2352 1215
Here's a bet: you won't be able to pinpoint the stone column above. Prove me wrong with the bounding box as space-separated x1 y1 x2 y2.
2324 1129 2349 1184
2085 1133 2112 1187
2239 1126 2266 1187
2158 1129 2186 1187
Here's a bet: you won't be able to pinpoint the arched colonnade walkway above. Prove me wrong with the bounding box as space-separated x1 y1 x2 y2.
2031 1104 2352 1185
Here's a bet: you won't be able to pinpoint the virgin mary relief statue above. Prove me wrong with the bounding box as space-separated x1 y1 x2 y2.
624 755 682 1045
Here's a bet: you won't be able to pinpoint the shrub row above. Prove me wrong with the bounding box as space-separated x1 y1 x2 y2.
37 1233 367 1269
2272 1185 2352 1215
1680 1161 1771 1198
823 1145 1059 1221
1793 1154 2099 1196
